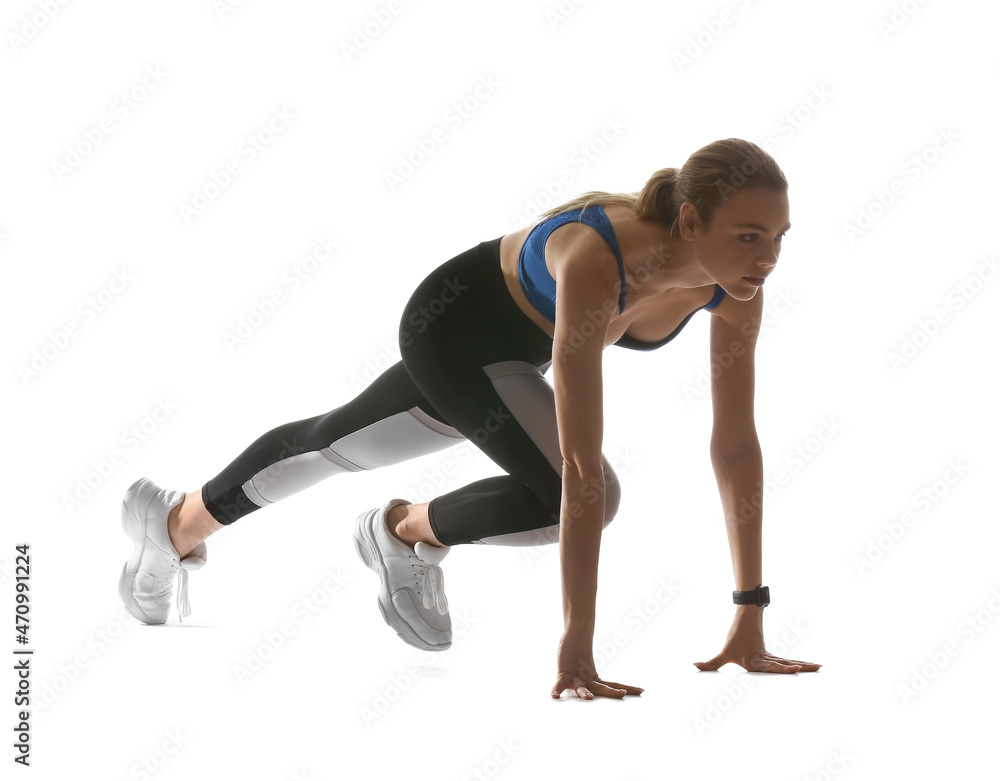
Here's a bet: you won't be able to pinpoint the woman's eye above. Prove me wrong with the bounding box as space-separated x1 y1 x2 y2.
740 233 786 242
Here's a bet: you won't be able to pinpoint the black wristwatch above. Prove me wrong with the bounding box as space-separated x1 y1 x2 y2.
733 585 770 607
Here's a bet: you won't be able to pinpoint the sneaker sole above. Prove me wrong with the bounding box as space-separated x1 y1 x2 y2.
118 479 165 625
353 508 451 652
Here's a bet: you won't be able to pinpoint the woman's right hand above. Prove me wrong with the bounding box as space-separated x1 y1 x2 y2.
550 631 644 700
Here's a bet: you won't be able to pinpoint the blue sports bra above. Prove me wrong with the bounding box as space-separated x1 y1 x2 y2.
516 205 727 350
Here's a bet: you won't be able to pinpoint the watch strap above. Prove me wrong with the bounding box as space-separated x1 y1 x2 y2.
733 585 770 606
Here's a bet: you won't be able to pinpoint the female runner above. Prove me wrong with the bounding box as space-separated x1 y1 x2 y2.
118 137 821 700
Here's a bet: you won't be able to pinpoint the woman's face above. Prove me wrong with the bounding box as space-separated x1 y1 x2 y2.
683 187 790 300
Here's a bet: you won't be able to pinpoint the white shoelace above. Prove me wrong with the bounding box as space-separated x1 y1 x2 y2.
415 560 448 614
175 569 191 622
151 560 192 623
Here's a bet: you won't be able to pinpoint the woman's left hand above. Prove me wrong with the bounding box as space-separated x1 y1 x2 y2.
694 610 821 673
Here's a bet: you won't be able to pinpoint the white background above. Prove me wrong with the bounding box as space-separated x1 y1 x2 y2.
2 0 998 778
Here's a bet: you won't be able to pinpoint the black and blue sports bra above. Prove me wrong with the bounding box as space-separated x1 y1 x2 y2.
517 205 727 351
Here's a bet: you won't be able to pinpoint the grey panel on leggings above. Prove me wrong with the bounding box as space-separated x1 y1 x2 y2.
243 449 360 506
481 360 564 473
470 523 562 547
243 406 466 506
333 407 465 469
479 360 620 545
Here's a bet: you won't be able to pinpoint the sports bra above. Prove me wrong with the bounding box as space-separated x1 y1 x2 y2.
516 204 727 351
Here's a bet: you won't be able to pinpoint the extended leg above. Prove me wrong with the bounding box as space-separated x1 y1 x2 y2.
166 360 467 556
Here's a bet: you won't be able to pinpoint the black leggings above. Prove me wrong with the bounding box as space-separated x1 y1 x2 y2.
200 237 621 546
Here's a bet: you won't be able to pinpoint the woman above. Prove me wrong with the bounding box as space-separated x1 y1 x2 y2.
118 137 821 700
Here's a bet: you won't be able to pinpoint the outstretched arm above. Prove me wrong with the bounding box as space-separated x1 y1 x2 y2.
695 289 821 673
548 233 643 699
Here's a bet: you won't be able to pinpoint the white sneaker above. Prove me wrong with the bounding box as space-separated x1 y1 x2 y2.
118 477 208 625
353 498 452 651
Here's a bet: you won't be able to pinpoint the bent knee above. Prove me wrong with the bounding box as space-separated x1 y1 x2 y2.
602 455 621 527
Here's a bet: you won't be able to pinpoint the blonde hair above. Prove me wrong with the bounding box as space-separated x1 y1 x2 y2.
532 138 787 239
